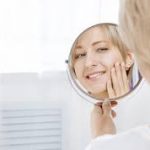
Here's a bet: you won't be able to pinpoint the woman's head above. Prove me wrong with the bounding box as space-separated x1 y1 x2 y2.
119 0 150 83
70 24 133 98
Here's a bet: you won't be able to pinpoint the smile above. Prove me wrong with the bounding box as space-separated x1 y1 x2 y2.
86 71 106 79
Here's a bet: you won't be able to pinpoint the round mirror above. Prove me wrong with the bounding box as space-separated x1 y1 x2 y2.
66 23 142 104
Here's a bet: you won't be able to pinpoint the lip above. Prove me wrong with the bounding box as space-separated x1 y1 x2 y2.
85 71 106 80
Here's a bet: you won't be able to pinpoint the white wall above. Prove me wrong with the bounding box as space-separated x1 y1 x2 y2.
0 0 120 73
100 0 119 23
0 0 102 73
1 72 150 150
0 71 92 150
114 80 150 132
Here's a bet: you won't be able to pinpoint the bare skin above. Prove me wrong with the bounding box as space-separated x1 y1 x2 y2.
91 61 130 138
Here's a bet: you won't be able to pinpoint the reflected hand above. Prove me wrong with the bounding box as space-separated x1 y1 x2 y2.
107 62 130 98
91 100 117 138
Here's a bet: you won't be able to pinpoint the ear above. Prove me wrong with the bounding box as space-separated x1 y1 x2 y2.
125 52 134 70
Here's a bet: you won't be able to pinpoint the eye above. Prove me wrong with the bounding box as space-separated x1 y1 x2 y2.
96 47 109 52
74 53 86 60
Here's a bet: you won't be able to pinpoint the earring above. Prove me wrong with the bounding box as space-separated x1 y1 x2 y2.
125 62 132 70
126 63 131 67
126 61 132 67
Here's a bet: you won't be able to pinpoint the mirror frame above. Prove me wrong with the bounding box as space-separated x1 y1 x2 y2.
66 23 143 103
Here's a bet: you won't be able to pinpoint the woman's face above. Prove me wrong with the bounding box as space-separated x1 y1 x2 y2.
73 27 125 98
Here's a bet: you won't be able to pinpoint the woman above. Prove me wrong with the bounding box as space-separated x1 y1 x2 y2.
86 0 150 149
71 23 134 100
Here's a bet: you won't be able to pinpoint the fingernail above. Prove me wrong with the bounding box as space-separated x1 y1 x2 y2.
111 101 118 104
95 102 102 107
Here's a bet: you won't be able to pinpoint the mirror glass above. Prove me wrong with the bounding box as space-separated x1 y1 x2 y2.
66 23 142 103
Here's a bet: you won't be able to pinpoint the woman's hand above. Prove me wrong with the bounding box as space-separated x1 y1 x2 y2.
91 100 117 138
107 62 130 98
90 62 129 139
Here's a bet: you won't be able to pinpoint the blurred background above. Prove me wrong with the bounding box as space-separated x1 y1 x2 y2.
3 1 149 150
0 0 119 73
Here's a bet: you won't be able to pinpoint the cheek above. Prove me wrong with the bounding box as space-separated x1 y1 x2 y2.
102 55 118 69
101 52 123 70
74 62 83 79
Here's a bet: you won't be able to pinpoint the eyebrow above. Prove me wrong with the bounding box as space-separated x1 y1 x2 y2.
92 41 108 46
74 40 108 52
75 45 82 50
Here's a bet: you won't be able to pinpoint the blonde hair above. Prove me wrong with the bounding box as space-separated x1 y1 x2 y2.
97 24 129 60
119 0 150 68
71 23 130 67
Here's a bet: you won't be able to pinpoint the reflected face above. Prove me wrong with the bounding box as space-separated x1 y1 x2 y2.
73 27 124 98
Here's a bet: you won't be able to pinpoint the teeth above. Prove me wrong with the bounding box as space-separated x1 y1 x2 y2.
88 72 104 79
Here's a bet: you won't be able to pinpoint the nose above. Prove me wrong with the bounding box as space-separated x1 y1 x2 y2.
85 52 97 68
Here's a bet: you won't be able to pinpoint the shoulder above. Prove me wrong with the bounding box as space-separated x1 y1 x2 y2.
85 124 150 150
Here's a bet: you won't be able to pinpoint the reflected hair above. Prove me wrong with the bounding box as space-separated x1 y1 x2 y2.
71 23 130 70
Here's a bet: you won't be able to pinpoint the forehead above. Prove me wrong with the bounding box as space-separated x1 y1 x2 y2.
76 26 110 47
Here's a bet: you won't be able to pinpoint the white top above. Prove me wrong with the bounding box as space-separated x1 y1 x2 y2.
86 125 150 150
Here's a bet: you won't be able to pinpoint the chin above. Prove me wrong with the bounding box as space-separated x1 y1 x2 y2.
92 85 106 93
88 88 107 97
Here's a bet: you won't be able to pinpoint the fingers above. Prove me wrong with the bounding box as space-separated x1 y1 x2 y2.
91 104 117 138
96 101 118 108
102 100 111 116
111 67 120 96
115 62 124 94
95 101 117 118
102 101 116 118
109 62 130 98
92 105 102 115
110 101 118 107
107 78 115 98
111 109 116 118
121 62 130 92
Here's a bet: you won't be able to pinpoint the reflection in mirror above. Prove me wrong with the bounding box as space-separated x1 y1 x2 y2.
66 23 142 103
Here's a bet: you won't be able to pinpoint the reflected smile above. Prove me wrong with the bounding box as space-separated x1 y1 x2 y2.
86 71 106 79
